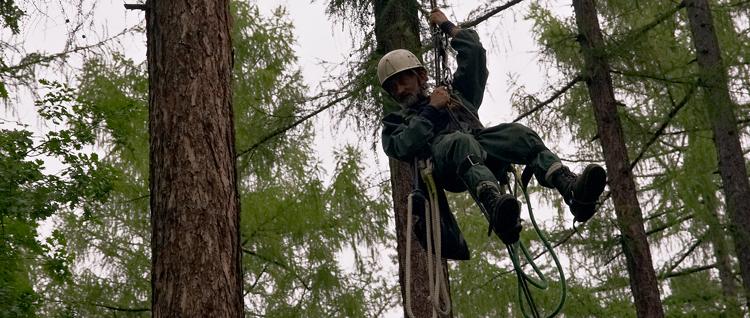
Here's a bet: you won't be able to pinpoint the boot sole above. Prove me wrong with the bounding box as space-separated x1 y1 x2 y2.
493 195 522 244
572 164 607 222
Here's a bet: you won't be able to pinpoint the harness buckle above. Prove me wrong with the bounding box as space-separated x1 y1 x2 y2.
466 154 481 167
457 154 483 177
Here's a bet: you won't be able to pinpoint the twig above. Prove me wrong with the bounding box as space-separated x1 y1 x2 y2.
609 1 687 53
604 213 695 266
610 69 694 85
460 0 525 29
513 75 582 123
1 27 139 74
629 84 696 170
124 3 147 11
43 297 148 312
236 86 362 158
660 237 703 277
242 248 310 290
662 264 715 279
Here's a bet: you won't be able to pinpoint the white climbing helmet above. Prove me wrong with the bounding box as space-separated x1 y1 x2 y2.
377 49 425 86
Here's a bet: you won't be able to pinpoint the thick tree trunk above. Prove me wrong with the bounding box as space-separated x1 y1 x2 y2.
572 1 666 317
146 0 243 316
685 0 750 309
374 1 452 317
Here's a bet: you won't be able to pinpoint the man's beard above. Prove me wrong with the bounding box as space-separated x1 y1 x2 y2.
397 86 428 109
398 94 420 108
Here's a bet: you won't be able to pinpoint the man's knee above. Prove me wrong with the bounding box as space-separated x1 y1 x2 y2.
505 123 544 142
432 132 485 175
435 131 477 148
433 132 482 158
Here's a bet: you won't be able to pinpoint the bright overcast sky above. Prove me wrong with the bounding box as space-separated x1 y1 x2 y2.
7 1 574 316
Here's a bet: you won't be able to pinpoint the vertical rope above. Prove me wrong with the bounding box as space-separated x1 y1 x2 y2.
423 160 451 317
404 159 451 318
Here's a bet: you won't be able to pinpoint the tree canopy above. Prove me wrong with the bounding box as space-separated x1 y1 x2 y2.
1 0 749 316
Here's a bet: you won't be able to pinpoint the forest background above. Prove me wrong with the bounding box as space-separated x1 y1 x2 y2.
1 0 749 317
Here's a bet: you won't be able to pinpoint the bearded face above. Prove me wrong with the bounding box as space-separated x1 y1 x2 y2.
396 91 424 108
384 69 429 109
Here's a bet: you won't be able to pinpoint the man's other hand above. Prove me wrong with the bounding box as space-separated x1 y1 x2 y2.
429 8 449 25
429 86 450 109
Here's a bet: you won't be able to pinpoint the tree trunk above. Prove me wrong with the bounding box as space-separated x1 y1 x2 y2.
147 0 243 316
374 1 452 317
685 0 750 309
704 192 740 314
572 0 666 317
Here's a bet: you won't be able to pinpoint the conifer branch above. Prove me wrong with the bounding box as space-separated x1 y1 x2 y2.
43 297 149 312
95 303 150 312
609 1 687 52
604 213 695 266
241 248 311 290
610 69 694 85
660 237 703 277
663 117 750 136
513 75 582 123
0 27 138 75
646 213 694 236
629 84 696 170
661 264 715 279
460 0 525 29
123 3 147 11
236 86 361 159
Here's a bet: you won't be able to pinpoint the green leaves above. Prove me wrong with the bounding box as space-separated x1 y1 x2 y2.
0 79 118 317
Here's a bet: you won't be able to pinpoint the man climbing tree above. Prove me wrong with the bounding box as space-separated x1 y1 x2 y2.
145 0 243 316
373 0 450 316
379 8 608 244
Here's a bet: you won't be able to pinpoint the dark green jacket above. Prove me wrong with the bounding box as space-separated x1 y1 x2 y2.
381 29 489 161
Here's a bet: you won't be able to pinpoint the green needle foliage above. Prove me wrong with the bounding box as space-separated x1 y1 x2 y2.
521 0 750 315
12 1 396 317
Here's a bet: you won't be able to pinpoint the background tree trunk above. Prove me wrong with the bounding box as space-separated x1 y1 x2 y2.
704 193 740 313
685 0 750 309
572 0 665 317
147 0 243 316
374 0 452 317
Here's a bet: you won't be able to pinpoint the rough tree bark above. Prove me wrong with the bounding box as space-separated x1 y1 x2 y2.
374 0 452 317
685 0 750 309
146 0 243 316
572 0 666 317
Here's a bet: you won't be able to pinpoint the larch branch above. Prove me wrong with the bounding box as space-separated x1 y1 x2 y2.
630 84 696 170
662 264 715 279
513 75 583 123
661 237 704 277
123 3 147 11
460 0 525 29
236 86 361 158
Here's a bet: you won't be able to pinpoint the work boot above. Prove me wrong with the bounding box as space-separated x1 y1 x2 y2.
476 181 522 244
546 163 607 222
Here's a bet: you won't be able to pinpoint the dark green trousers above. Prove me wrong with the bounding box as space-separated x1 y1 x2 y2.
430 123 560 195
